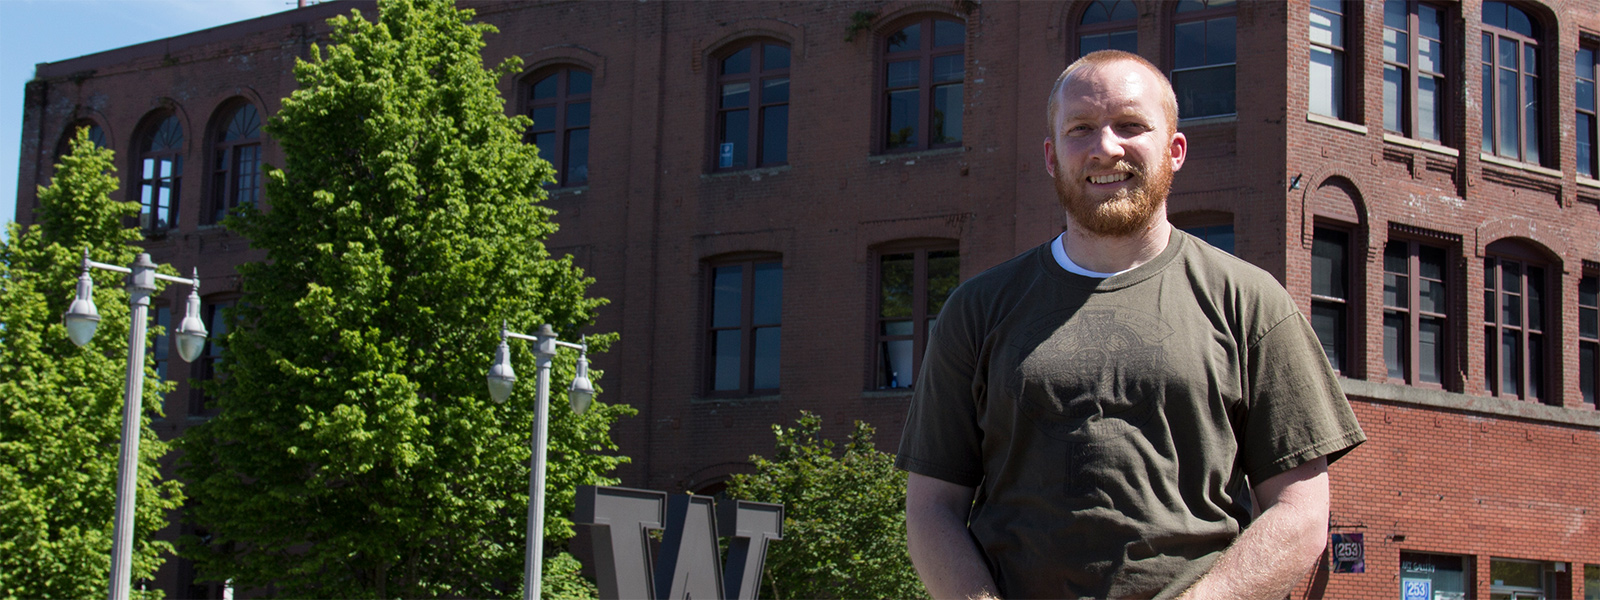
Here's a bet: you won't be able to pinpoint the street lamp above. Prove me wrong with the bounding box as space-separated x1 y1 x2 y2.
62 249 207 600
485 322 593 600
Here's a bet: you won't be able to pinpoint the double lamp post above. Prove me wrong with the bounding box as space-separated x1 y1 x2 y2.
63 249 591 600
62 250 208 600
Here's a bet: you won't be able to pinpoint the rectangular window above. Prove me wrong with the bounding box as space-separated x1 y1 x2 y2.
191 301 231 417
1311 227 1349 372
1583 564 1599 600
1490 558 1563 600
716 43 790 170
1582 275 1598 405
707 259 782 396
1401 553 1469 600
1077 0 1137 57
1580 47 1598 178
1383 1 1447 141
883 17 965 152
1384 239 1449 386
1309 0 1348 119
877 247 959 389
1172 13 1237 119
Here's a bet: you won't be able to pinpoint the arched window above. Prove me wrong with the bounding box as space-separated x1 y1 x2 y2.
208 103 262 224
882 15 965 152
1483 241 1555 404
1076 0 1137 57
874 242 959 390
525 66 592 187
54 121 106 159
1171 0 1237 120
1481 1 1543 164
136 114 184 233
1384 233 1455 388
713 40 790 170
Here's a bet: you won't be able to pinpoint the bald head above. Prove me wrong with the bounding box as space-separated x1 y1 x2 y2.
1047 50 1179 135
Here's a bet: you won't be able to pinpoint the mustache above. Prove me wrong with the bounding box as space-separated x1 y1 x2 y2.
1084 161 1144 180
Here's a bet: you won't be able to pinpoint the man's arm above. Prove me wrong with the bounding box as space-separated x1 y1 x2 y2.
905 473 1001 600
1176 456 1330 600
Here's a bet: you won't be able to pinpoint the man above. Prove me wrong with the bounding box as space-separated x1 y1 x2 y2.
897 50 1366 600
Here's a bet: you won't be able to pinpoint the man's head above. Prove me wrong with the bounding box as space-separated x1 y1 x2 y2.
1044 50 1186 237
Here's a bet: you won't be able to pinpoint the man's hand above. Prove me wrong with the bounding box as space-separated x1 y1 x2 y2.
905 473 1002 600
1176 456 1330 600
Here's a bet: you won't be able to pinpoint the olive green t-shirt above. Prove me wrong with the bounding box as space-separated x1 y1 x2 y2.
897 230 1365 599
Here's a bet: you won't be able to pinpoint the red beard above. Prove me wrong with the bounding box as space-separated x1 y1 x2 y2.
1053 157 1173 237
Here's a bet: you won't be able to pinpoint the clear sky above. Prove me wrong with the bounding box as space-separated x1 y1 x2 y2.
0 0 294 241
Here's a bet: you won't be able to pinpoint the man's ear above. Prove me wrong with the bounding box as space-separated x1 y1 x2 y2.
1169 131 1187 172
1043 137 1058 178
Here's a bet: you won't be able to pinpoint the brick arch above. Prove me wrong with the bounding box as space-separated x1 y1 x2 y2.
871 2 969 36
54 116 109 157
204 96 263 137
695 228 793 270
703 17 803 58
1477 216 1568 266
519 45 605 83
854 214 970 262
132 100 194 155
1297 168 1371 249
682 461 757 495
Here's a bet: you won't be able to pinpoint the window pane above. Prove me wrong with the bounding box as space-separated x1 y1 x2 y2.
533 75 557 99
1499 65 1519 156
1383 28 1407 65
886 60 919 88
565 129 588 184
1383 66 1403 133
1419 4 1441 40
887 90 919 148
1484 326 1495 392
1418 37 1440 73
763 44 790 71
1583 113 1597 177
1207 17 1236 63
1420 316 1443 384
1505 3 1534 37
719 110 748 169
152 306 171 381
761 105 788 165
1401 553 1468 599
934 20 964 47
1583 342 1597 403
1524 72 1541 164
928 250 960 315
1172 65 1235 118
1108 31 1136 53
1581 48 1596 85
566 101 590 128
722 82 750 108
532 132 555 164
1312 302 1344 372
880 253 914 318
932 83 963 144
713 329 741 391
1482 61 1494 152
1312 228 1346 299
722 47 751 75
1383 0 1406 29
712 266 742 328
1484 1 1508 31
1309 8 1339 47
761 78 789 104
568 70 592 95
882 338 914 388
1502 330 1521 396
888 24 920 53
1419 245 1444 279
1385 312 1407 379
530 106 556 130
1309 46 1340 118
1175 21 1206 69
1529 333 1543 400
753 327 780 390
1080 34 1110 56
752 262 782 326
1527 267 1543 330
931 54 963 83
1420 280 1445 315
1419 76 1441 142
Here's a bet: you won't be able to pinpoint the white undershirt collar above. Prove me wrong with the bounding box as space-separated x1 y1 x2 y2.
1051 232 1132 279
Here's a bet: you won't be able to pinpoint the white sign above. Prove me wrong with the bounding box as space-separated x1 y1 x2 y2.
719 142 735 168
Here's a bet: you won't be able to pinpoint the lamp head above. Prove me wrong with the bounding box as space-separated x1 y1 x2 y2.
63 263 100 347
487 336 516 404
174 270 208 362
568 343 593 414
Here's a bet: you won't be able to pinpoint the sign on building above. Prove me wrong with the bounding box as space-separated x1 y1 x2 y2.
1331 532 1365 573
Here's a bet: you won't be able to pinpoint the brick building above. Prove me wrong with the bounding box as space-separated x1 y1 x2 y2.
11 0 1598 597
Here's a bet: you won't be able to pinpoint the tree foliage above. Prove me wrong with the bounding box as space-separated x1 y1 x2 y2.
726 412 928 600
0 127 183 599
177 0 630 596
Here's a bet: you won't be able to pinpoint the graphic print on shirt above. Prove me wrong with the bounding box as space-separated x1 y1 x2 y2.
1012 307 1175 443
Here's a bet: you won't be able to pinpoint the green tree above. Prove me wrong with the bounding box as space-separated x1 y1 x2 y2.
177 0 629 596
0 127 184 599
726 412 929 600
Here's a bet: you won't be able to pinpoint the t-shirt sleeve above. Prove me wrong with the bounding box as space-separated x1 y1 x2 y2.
896 288 987 487
1241 310 1367 484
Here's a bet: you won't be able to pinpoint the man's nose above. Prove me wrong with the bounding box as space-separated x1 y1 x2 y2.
1090 126 1125 162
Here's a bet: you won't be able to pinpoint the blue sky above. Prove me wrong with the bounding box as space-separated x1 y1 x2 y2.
1 0 293 241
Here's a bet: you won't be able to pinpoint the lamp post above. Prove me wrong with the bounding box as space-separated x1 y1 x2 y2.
62 250 208 600
486 322 594 600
